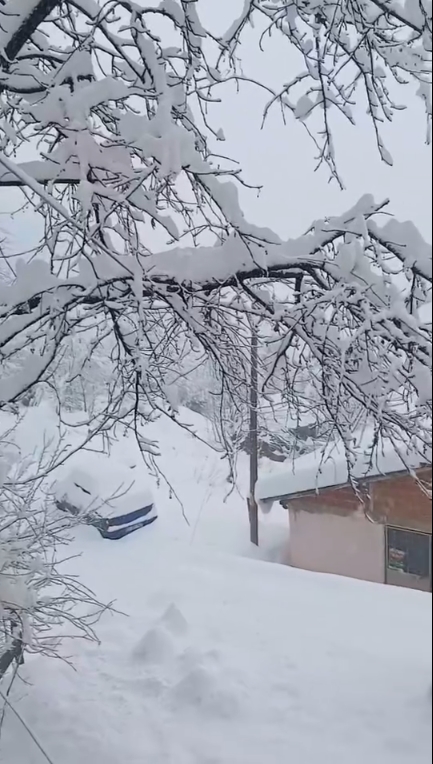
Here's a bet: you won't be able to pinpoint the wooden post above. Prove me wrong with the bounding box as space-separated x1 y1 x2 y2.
248 325 259 546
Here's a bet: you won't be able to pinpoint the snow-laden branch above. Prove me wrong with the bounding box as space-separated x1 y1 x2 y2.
0 0 60 63
1 197 431 464
0 159 81 186
369 0 430 33
1 191 430 302
232 0 432 179
0 196 424 313
0 0 431 489
0 0 431 176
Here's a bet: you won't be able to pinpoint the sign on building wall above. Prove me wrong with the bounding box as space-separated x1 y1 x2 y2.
386 527 432 588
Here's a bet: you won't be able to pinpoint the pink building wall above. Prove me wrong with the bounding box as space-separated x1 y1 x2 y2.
287 508 385 583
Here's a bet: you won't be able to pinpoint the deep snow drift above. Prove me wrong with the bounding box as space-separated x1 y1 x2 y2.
0 404 432 764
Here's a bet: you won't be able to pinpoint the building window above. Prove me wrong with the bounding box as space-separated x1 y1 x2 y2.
386 527 432 581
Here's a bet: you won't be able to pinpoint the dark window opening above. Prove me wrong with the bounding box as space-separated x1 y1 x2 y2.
386 527 432 580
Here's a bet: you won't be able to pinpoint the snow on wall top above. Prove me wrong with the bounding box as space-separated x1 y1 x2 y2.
255 433 429 503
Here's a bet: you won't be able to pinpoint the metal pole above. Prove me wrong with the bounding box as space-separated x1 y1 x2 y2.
248 325 259 546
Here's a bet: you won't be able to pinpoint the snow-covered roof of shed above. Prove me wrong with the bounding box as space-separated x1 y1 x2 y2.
255 434 430 503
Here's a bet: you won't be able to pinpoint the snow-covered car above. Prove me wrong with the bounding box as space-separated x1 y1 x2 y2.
53 464 157 540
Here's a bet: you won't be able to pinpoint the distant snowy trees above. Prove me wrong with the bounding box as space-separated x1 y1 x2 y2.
0 0 432 674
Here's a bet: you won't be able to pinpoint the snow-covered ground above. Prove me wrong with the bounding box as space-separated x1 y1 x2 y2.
1 404 432 763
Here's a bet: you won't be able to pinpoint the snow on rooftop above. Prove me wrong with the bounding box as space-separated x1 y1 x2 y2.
256 432 430 503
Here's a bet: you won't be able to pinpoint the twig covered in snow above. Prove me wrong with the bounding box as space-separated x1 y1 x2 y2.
223 0 432 181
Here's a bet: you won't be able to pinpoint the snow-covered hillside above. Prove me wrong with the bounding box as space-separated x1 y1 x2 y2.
0 404 432 764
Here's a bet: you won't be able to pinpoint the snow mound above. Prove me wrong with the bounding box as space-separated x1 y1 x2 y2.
132 625 177 666
132 606 189 666
130 603 239 721
170 662 240 720
161 603 189 636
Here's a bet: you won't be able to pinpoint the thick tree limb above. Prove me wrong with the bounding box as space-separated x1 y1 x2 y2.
0 160 81 186
369 0 426 34
0 0 61 63
0 624 23 681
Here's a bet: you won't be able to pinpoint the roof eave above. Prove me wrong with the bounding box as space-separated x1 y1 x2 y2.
258 464 431 507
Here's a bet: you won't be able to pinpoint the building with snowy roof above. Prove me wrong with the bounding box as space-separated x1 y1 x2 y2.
256 438 432 592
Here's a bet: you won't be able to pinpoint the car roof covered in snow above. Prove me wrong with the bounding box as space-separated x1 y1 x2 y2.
53 459 154 517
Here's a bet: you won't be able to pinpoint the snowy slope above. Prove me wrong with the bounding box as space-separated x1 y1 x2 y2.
1 532 431 764
1 404 432 763
0 402 289 560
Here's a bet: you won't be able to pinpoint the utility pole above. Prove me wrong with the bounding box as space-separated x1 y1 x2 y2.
248 324 259 546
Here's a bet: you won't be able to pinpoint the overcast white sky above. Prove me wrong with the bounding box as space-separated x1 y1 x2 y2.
1 0 431 255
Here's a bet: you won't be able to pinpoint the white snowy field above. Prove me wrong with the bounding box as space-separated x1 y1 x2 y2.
0 404 432 764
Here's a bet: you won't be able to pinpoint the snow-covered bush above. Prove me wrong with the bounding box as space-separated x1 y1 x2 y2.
0 429 106 682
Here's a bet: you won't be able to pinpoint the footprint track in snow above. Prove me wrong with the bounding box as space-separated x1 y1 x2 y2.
128 603 241 720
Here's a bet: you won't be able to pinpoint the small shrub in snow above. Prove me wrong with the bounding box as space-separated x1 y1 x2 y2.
0 436 106 681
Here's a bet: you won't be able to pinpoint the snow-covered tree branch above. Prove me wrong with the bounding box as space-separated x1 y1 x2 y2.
225 0 432 179
0 0 431 472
